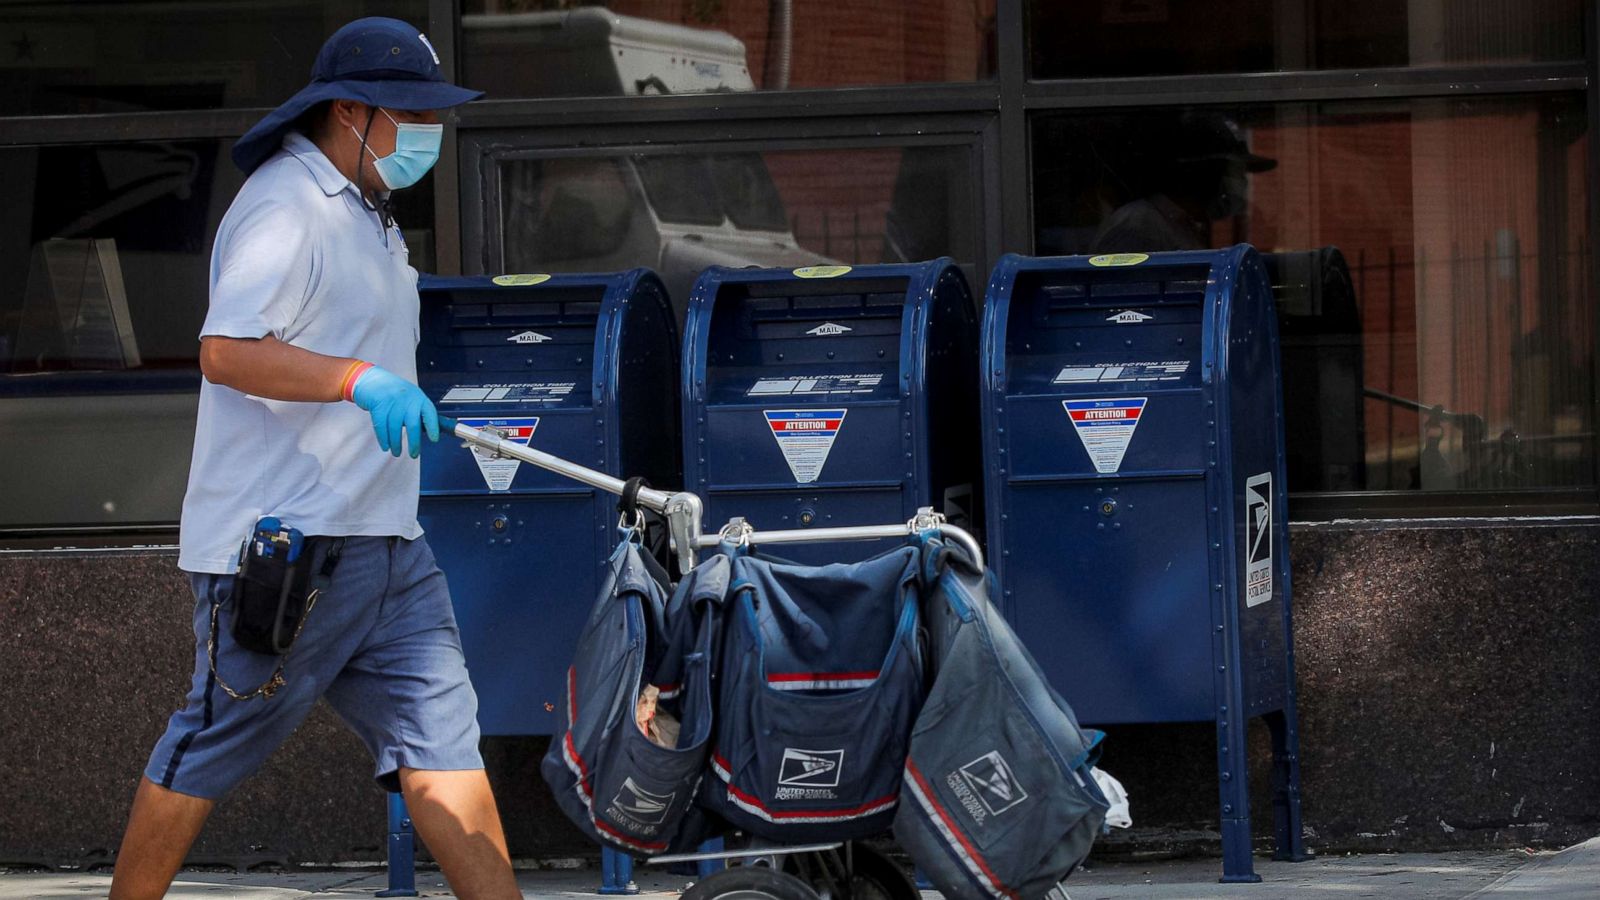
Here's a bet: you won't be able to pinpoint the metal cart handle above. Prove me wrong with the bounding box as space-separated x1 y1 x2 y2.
439 416 983 571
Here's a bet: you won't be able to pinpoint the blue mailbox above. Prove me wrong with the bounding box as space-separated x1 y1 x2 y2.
682 261 979 565
417 270 678 735
981 247 1307 882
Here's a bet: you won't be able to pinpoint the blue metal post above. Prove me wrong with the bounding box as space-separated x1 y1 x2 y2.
376 793 417 898
696 837 726 879
1269 708 1311 862
599 847 639 895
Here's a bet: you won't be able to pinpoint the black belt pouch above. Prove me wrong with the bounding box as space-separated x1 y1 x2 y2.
231 540 320 656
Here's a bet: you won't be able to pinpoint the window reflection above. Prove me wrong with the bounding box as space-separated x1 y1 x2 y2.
500 144 977 320
461 1 996 99
1029 0 1584 80
0 137 435 527
0 1 427 116
1033 95 1591 494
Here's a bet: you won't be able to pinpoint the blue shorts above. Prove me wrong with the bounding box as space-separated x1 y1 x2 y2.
146 536 484 799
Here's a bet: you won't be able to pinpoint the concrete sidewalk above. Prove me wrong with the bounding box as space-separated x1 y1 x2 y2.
1 840 1595 899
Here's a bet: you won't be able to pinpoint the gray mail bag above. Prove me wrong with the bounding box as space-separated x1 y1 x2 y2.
541 540 723 855
894 535 1109 899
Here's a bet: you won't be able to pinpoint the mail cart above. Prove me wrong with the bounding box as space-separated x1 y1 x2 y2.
980 247 1308 882
680 261 980 565
417 270 679 735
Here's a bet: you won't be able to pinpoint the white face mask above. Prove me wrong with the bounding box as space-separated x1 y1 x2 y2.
350 107 443 191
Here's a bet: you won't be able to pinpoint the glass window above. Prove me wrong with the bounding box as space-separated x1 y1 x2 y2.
0 1 427 117
1029 0 1584 80
633 155 725 226
1031 94 1591 496
460 1 997 99
0 136 436 529
711 153 788 231
498 143 979 319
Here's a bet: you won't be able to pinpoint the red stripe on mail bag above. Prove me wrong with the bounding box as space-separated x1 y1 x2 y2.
905 759 1018 900
593 816 668 853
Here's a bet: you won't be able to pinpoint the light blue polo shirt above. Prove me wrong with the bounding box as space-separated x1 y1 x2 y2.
179 132 424 573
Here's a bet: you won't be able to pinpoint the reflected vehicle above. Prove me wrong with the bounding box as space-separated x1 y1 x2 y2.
501 151 829 322
471 9 834 320
461 6 754 97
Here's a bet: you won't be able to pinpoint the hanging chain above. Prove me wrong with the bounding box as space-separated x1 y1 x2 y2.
206 586 322 701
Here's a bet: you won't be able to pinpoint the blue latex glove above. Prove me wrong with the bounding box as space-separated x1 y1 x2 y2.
349 365 439 458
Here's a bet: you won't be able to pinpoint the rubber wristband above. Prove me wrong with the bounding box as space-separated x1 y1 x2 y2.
340 361 374 402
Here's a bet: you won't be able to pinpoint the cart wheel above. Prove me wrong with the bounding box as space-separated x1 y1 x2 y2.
782 843 919 900
683 866 823 900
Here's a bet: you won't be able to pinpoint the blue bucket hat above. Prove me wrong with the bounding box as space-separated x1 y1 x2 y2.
231 17 483 174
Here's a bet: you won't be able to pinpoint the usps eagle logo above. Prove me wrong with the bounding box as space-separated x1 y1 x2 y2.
610 778 674 826
778 748 844 788
958 751 1028 816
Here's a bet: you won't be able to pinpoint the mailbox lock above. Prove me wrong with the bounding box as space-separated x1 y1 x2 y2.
1099 498 1118 517
491 515 510 533
798 508 816 527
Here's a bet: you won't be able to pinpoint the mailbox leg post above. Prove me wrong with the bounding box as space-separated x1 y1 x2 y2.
1216 733 1254 877
1216 651 1260 883
599 847 639 895
1268 708 1311 861
376 793 418 897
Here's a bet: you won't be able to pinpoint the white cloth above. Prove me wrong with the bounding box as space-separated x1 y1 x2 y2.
178 132 423 573
1091 767 1132 830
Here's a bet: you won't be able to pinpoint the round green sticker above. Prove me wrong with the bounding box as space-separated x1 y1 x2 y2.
793 265 853 279
1087 253 1150 268
492 273 552 286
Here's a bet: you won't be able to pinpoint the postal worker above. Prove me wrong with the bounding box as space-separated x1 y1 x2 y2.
110 18 519 900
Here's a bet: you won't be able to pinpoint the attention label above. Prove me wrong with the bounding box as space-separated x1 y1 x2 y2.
1064 398 1146 473
747 374 882 397
765 409 846 483
459 417 539 491
1245 472 1273 607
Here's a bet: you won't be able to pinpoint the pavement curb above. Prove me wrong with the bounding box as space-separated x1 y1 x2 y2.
1464 836 1600 899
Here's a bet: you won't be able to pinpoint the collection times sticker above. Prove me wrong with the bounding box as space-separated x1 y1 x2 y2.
1245 472 1273 607
442 382 575 404
458 417 539 491
1063 398 1146 474
764 409 846 483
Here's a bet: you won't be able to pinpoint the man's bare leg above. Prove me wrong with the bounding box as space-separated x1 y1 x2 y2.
400 767 520 900
108 776 215 900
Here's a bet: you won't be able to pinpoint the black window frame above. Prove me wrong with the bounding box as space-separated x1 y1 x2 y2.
996 2 1598 519
0 0 1593 537
458 103 999 280
0 2 461 542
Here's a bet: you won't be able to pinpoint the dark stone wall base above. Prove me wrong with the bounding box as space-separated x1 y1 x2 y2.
2 522 1596 864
